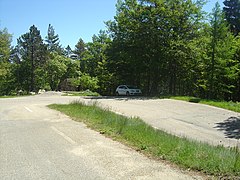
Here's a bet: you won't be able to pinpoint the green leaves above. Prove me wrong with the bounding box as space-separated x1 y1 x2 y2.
107 0 205 95
104 0 240 100
1 0 240 100
0 28 12 63
204 2 238 99
0 28 12 95
17 25 47 92
45 24 61 53
46 52 73 90
69 73 99 91
223 0 240 36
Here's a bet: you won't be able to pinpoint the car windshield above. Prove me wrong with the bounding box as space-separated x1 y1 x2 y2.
126 85 138 89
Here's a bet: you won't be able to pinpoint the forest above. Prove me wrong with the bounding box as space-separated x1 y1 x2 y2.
0 0 240 101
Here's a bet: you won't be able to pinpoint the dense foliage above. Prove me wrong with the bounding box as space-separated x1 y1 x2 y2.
223 0 240 35
0 0 239 101
0 28 12 95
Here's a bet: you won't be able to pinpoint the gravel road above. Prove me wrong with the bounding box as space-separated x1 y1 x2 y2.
0 92 203 179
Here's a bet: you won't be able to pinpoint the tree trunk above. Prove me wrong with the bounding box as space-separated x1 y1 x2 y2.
169 60 177 95
31 45 34 92
210 42 216 99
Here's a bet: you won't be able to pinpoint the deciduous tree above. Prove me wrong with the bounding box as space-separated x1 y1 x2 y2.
0 28 12 95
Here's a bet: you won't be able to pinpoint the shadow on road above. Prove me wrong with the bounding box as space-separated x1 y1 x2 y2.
215 116 240 140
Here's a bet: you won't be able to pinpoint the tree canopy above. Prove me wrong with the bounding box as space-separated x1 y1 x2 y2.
223 0 240 36
0 0 239 101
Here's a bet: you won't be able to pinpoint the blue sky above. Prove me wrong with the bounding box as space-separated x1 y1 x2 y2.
0 0 223 49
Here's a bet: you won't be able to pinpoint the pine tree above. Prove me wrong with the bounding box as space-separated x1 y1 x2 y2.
207 2 236 99
18 25 47 92
223 0 240 35
74 38 85 58
65 45 72 56
74 38 86 72
45 24 61 53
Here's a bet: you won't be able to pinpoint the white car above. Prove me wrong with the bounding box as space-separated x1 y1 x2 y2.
115 85 142 96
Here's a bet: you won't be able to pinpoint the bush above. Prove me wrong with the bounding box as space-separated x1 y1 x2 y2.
189 98 201 103
70 73 99 92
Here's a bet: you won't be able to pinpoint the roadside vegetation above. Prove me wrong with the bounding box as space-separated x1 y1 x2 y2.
49 101 240 177
0 91 33 98
62 90 100 97
1 1 240 102
164 96 240 113
0 95 19 98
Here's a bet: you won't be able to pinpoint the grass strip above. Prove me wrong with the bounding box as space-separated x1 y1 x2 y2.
62 90 100 97
165 96 240 113
0 95 31 98
48 101 240 177
0 96 18 98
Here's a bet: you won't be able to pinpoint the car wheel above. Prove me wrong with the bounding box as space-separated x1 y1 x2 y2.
116 92 119 96
126 91 130 96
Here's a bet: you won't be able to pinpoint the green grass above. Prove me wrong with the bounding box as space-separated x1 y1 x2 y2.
49 101 240 177
0 95 18 98
0 94 32 98
166 96 240 113
62 90 100 97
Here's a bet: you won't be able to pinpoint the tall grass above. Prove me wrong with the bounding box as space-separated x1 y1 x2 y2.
49 101 240 177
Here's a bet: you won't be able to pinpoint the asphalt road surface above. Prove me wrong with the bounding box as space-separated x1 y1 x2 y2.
91 96 240 148
1 92 239 179
0 92 203 179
